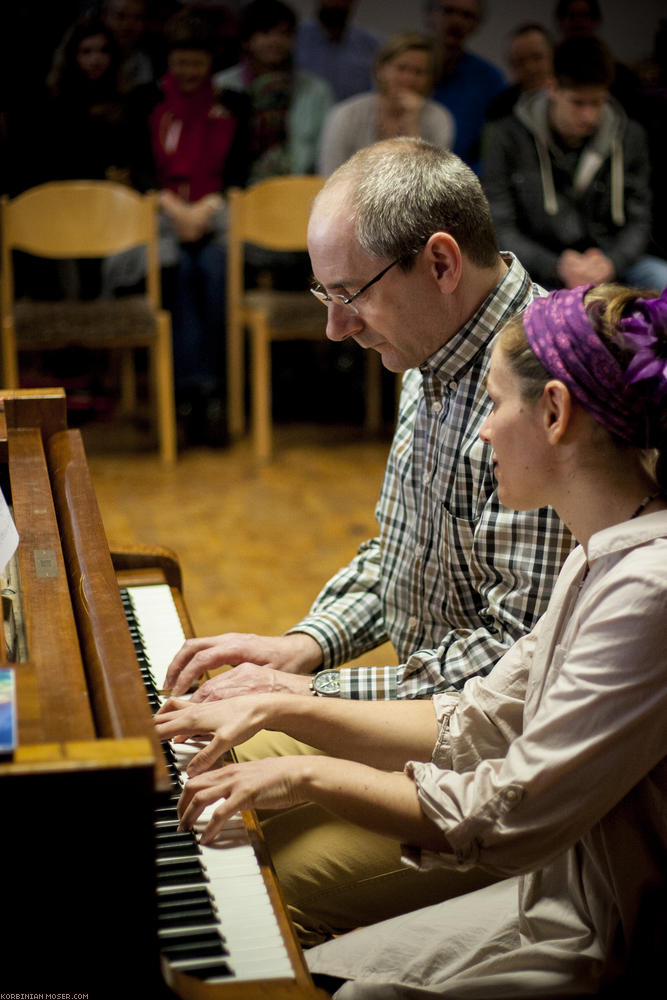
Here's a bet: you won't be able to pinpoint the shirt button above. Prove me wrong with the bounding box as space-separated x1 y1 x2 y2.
448 380 457 391
415 544 424 557
422 472 430 485
407 616 418 629
432 401 442 414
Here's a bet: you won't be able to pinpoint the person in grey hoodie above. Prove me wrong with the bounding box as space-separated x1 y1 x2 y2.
482 35 667 291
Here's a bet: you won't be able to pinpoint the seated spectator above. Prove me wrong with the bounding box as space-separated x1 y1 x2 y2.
44 13 130 185
102 0 156 94
318 32 455 175
123 7 248 446
427 0 506 170
35 14 132 302
482 35 667 292
636 17 667 261
157 281 667 999
294 0 380 102
487 23 554 121
554 0 643 119
213 0 333 183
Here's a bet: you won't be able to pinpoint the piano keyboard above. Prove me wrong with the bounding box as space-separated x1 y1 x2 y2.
120 584 296 984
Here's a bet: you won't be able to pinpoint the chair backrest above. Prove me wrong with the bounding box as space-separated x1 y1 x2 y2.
228 175 326 254
225 176 326 443
1 180 162 310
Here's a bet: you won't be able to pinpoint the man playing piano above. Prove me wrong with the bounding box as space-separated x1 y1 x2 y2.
161 138 573 944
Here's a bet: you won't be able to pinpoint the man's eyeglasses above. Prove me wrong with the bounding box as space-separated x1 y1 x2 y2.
310 257 402 315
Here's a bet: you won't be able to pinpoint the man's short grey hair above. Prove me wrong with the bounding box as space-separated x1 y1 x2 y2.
319 137 498 270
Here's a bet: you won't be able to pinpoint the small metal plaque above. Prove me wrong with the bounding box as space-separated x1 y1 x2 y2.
33 548 59 579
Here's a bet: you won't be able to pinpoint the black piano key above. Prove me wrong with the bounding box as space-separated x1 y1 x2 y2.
156 888 215 910
175 961 233 980
158 869 209 888
155 806 180 819
161 935 226 958
157 856 207 873
158 906 218 930
156 832 194 845
155 830 199 846
157 895 217 915
157 846 201 862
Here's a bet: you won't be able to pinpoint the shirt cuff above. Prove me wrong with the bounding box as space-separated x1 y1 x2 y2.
338 666 400 699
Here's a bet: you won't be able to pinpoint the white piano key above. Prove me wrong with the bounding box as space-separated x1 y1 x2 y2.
126 584 186 690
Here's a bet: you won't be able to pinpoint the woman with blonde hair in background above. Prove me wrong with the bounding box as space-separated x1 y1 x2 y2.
318 32 455 175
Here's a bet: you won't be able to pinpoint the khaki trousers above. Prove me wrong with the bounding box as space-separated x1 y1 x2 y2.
234 730 499 947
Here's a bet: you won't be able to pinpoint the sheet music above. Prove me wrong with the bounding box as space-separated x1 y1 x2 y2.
0 489 18 575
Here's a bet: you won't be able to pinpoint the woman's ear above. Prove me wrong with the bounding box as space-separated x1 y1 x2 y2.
425 231 462 293
542 380 572 443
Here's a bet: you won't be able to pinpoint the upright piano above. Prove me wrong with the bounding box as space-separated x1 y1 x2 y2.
0 389 327 999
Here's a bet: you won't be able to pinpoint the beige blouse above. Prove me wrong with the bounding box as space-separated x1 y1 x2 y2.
308 510 667 997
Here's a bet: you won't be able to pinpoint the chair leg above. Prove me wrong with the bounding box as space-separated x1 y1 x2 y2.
227 315 245 441
250 312 271 461
364 351 382 434
2 319 20 388
155 313 177 464
119 348 136 415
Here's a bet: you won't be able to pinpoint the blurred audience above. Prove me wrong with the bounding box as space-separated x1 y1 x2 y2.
482 35 667 292
213 0 332 183
122 6 247 446
294 1 379 102
487 23 554 121
44 13 131 186
2 0 665 439
318 32 454 175
636 18 667 261
554 0 643 119
102 0 156 94
427 0 506 171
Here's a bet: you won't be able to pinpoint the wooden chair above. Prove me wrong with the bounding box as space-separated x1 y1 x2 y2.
226 175 382 460
0 180 177 464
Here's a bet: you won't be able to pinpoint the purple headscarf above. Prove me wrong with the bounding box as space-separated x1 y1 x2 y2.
521 285 667 447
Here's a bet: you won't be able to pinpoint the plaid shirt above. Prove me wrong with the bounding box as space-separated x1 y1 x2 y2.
289 254 574 698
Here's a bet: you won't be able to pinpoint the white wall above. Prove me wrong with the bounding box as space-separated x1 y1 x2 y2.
288 1 663 74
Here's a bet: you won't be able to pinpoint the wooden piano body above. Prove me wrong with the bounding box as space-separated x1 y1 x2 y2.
0 389 325 999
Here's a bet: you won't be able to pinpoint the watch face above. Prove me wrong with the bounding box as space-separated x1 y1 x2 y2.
314 670 341 695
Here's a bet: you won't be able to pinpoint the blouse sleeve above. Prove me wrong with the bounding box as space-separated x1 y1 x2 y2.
407 549 667 877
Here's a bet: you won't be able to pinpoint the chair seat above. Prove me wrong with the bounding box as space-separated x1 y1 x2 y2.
243 289 326 336
14 296 158 349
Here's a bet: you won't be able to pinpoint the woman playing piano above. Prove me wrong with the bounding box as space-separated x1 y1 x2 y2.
156 283 667 999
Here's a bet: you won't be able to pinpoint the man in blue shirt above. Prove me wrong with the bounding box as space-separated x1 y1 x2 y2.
295 0 379 102
428 0 505 171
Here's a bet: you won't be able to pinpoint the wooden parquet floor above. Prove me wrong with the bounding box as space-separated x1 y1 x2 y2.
84 420 398 669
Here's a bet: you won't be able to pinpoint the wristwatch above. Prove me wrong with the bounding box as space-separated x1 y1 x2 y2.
310 669 341 697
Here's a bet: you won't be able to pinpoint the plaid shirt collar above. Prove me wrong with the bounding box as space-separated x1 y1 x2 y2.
419 253 532 407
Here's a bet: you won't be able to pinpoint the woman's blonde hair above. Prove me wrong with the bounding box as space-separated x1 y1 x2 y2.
374 32 435 93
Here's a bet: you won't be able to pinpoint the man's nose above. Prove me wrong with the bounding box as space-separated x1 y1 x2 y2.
325 303 364 342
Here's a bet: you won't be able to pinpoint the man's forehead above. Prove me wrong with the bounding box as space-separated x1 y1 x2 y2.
433 0 480 19
554 84 609 101
308 194 358 252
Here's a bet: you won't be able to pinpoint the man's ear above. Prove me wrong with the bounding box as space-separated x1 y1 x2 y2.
542 380 572 442
425 231 462 293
